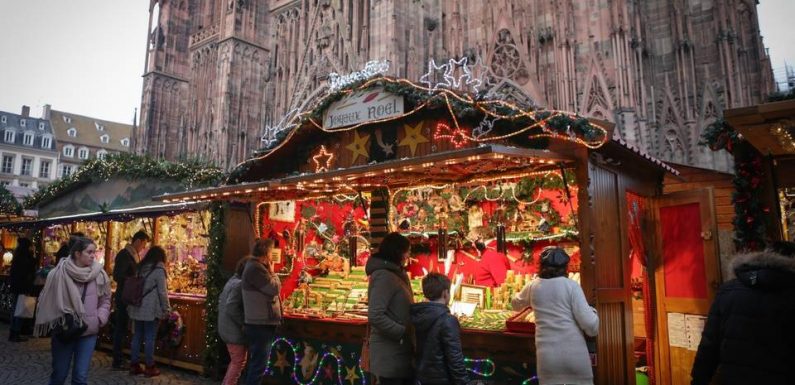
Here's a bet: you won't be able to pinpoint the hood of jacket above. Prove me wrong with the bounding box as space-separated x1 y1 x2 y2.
365 253 406 277
731 250 795 290
410 302 449 332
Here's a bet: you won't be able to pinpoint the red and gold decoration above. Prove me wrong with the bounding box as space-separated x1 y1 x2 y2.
345 131 370 163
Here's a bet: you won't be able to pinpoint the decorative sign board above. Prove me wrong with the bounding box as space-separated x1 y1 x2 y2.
323 87 404 129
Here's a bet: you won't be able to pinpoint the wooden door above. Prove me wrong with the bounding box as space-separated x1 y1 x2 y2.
652 189 721 385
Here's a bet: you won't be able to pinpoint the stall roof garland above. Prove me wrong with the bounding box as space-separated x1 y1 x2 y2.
0 185 23 216
25 153 225 209
231 75 608 183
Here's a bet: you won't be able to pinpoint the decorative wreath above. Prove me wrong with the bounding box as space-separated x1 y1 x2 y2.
158 310 185 348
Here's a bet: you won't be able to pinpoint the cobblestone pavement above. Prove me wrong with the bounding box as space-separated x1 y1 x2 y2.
0 322 217 385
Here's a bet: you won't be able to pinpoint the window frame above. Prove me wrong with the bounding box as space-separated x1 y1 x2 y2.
39 160 51 179
41 135 52 149
63 145 75 158
20 157 33 176
1 155 14 174
67 128 77 137
22 131 34 146
78 147 89 160
4 130 15 143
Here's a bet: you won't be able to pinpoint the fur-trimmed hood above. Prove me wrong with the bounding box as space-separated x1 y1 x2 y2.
731 250 795 290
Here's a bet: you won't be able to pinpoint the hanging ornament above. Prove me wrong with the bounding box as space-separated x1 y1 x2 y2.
434 122 471 148
398 122 429 156
344 366 361 385
311 145 335 173
473 117 496 139
444 57 480 92
419 59 451 93
345 130 370 163
327 59 390 93
261 108 300 148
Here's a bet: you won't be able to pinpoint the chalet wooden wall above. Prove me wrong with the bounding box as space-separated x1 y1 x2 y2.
663 164 736 280
223 205 256 272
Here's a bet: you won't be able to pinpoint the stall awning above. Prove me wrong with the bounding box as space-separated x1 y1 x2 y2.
0 202 208 229
156 145 575 203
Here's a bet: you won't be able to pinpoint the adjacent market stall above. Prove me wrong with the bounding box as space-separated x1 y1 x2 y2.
160 62 684 385
2 154 223 371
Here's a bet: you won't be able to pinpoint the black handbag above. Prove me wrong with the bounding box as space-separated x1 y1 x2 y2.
52 283 88 343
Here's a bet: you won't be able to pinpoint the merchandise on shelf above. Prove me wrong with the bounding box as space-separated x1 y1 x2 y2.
157 211 210 297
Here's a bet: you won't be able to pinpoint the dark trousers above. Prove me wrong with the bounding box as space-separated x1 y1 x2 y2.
111 297 129 365
243 324 277 385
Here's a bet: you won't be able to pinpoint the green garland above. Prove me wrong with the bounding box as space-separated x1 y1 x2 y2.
230 76 606 183
701 119 768 251
0 185 23 216
25 153 224 209
203 201 227 376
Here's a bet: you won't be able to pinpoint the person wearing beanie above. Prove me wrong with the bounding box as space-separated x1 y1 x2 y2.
512 247 598 385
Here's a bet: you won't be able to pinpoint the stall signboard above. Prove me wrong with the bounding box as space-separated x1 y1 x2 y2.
323 87 404 129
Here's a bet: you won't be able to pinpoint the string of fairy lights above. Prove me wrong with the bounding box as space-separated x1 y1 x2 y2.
234 57 609 177
260 337 496 385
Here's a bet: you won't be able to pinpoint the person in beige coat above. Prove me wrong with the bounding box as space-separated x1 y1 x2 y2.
35 237 111 385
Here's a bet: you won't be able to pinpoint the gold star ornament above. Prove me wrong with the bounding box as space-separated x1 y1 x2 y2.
398 122 429 156
344 366 360 385
346 130 370 163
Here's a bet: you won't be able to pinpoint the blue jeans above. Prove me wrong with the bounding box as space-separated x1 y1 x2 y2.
49 334 97 385
112 296 130 364
130 320 157 366
244 324 277 385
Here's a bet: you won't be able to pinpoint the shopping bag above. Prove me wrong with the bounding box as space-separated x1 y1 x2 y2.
14 294 36 319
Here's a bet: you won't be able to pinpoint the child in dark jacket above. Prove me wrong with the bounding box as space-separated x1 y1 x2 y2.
410 273 471 385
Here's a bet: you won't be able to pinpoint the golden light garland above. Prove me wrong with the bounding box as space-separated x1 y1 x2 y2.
232 75 609 172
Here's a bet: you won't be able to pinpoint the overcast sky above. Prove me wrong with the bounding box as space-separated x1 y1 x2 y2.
0 1 793 124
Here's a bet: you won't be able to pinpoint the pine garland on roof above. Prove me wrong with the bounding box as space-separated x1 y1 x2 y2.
24 153 225 209
0 185 23 216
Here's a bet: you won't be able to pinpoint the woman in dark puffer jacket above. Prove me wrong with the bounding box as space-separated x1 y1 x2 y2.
691 241 795 385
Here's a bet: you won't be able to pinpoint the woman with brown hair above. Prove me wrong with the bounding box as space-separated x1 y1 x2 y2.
127 246 171 377
35 237 111 385
366 232 415 385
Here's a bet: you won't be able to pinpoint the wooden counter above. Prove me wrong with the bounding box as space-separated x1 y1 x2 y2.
98 293 207 373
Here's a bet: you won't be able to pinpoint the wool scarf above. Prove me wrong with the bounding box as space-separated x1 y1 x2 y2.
34 257 111 337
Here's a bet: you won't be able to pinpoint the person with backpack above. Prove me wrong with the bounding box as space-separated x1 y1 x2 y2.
366 232 415 385
241 239 282 385
218 257 252 385
411 272 470 385
111 230 150 370
127 246 170 377
34 237 111 385
512 247 598 385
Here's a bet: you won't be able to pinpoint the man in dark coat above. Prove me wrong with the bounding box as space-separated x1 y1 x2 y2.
8 238 36 342
111 230 150 369
691 241 795 385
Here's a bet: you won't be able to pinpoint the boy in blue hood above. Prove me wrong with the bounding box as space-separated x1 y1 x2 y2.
410 273 470 385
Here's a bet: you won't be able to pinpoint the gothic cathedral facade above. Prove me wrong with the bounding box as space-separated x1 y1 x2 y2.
135 0 774 171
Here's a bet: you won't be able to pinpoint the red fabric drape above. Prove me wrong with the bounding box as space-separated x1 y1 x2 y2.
627 193 654 384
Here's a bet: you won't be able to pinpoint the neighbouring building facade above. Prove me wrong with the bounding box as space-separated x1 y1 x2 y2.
45 105 134 178
0 106 58 197
135 0 774 171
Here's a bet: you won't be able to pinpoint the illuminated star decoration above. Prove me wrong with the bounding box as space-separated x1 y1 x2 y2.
398 122 429 156
261 108 300 148
344 366 361 385
273 350 290 374
444 57 481 93
472 117 496 139
434 122 470 149
312 145 335 172
418 59 451 93
345 130 370 163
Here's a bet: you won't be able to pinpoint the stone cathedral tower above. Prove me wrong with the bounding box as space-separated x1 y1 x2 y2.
135 0 773 171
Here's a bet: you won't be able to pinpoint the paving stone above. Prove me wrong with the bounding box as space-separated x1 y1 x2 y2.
0 322 217 385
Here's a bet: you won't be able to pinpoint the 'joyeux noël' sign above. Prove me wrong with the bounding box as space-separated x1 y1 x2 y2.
322 87 404 129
